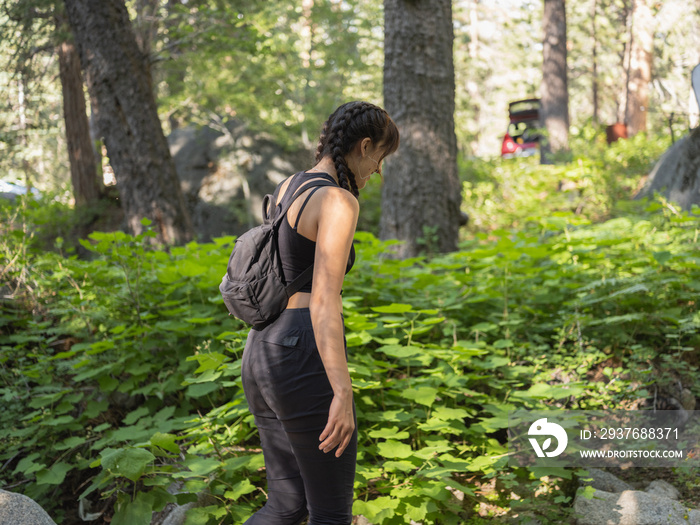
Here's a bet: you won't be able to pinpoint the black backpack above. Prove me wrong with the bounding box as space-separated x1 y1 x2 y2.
219 172 338 328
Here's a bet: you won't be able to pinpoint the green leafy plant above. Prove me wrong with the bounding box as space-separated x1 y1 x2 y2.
1 134 698 523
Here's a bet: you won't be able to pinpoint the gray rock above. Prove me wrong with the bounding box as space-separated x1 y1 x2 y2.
581 468 634 493
151 490 217 525
646 479 680 501
635 128 700 212
168 120 312 241
574 488 700 525
0 489 57 525
158 502 196 525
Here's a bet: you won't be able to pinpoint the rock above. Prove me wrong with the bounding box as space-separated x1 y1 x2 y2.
574 488 700 525
150 489 217 525
575 470 700 525
0 489 57 525
580 468 633 493
168 120 312 241
635 127 700 211
157 502 196 525
645 479 680 500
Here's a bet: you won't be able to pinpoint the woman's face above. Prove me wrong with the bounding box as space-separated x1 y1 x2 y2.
355 141 387 191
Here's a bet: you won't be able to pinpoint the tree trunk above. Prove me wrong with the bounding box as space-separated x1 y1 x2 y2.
625 0 653 136
133 0 160 58
591 0 599 124
381 0 461 258
63 0 193 244
618 0 633 123
541 0 569 164
57 33 102 207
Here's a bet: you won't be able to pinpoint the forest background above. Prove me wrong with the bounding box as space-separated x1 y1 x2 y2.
1 0 700 524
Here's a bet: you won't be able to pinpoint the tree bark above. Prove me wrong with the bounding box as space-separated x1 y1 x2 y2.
624 0 653 136
63 0 193 244
133 0 160 58
591 0 599 124
617 0 632 123
541 0 569 164
381 0 461 258
57 33 102 207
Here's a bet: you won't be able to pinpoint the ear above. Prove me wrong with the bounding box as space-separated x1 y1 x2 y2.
359 137 372 157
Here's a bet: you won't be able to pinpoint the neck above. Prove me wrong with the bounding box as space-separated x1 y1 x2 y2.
308 156 339 184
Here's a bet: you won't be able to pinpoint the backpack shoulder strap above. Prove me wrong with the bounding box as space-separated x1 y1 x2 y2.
285 264 315 297
292 185 326 229
274 172 338 224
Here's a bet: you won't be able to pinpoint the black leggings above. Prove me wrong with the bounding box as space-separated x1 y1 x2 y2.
241 308 356 525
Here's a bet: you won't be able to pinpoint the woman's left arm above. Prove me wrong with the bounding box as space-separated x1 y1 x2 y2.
309 187 359 458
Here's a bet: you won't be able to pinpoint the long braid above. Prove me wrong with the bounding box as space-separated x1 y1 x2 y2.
314 119 330 164
315 101 394 198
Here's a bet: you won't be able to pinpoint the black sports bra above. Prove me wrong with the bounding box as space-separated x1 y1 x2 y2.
277 172 356 293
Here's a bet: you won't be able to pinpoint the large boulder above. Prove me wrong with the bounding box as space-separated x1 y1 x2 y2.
635 127 700 210
168 120 312 241
0 489 57 525
574 469 700 525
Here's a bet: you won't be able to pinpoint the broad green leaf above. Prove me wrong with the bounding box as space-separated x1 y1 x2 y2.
123 406 149 425
112 492 153 525
404 499 429 521
377 440 413 459
190 352 227 373
224 479 256 501
35 462 72 485
353 496 399 522
371 303 413 314
183 506 220 525
377 345 423 359
401 386 438 407
382 460 416 472
177 260 208 277
55 436 86 451
185 457 221 476
14 454 44 476
186 382 219 398
100 448 155 482
652 251 672 265
432 406 470 421
368 426 410 440
150 432 180 454
222 456 253 472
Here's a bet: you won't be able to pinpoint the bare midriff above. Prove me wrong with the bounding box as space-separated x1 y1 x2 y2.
286 291 342 310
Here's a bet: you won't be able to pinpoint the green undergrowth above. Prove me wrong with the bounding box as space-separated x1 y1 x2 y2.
2 190 699 524
460 128 671 233
1 130 699 524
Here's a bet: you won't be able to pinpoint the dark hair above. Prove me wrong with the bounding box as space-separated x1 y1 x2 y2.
315 101 400 197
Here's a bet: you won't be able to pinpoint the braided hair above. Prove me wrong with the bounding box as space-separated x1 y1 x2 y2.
315 101 400 197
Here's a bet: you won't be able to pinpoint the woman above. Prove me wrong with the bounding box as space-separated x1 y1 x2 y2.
241 101 400 524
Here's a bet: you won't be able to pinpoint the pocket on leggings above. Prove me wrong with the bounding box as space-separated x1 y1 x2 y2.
259 326 311 364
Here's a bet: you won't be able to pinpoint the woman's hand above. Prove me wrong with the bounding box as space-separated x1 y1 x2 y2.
318 391 355 457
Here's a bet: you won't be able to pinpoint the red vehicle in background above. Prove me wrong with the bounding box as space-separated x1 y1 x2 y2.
501 98 542 158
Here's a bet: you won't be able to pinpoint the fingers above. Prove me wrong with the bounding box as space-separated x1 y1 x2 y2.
319 421 354 457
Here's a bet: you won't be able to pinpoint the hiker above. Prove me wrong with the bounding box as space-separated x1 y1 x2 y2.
241 101 400 524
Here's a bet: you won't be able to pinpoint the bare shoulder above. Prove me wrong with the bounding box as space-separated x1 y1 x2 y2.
317 186 359 216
